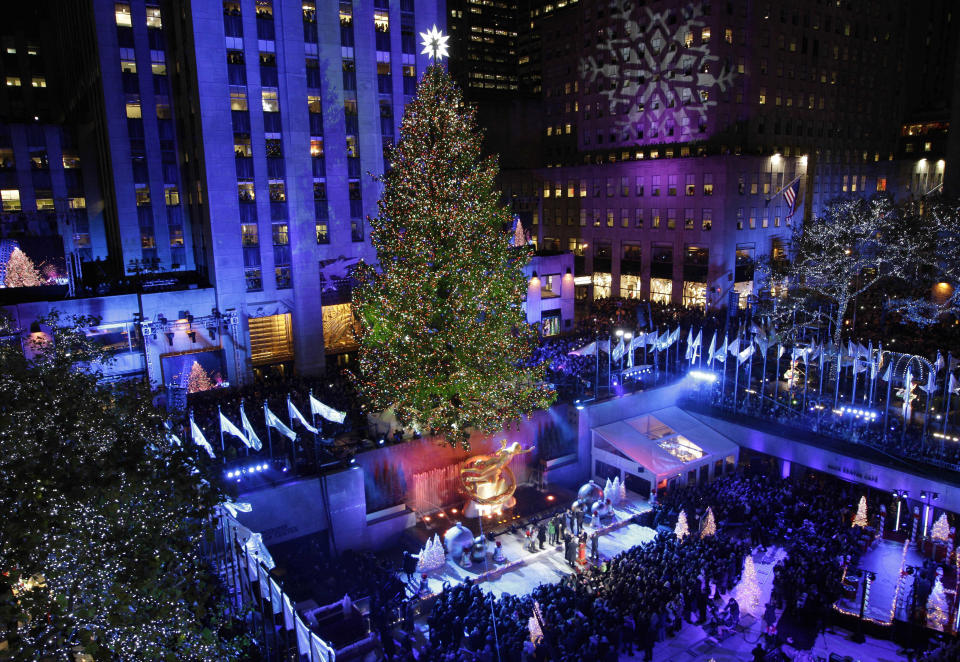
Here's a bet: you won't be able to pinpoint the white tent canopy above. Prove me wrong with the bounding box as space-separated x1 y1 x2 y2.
592 406 738 481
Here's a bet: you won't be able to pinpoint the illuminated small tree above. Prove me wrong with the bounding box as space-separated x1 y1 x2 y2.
927 572 949 632
187 361 214 394
674 510 689 539
852 496 869 528
736 555 762 616
931 513 950 541
4 247 44 288
701 507 716 538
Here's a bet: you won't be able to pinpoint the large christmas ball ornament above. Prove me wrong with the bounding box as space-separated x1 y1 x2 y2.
577 480 604 505
443 522 475 567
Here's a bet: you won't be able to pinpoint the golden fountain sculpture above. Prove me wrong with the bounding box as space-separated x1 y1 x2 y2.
459 440 531 517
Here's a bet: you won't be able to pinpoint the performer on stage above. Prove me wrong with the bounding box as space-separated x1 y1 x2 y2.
577 533 587 565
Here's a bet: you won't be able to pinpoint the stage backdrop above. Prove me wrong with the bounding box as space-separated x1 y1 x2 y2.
356 404 577 515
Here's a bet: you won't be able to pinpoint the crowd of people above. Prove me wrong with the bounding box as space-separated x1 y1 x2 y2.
417 531 748 662
402 469 884 662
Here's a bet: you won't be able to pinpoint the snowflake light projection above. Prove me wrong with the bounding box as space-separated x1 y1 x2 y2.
580 1 737 143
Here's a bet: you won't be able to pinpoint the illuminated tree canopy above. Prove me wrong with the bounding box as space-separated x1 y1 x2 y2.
0 314 246 660
352 64 554 448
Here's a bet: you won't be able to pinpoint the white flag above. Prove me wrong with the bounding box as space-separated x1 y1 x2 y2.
936 351 944 373
221 501 253 517
707 332 717 364
727 337 740 357
881 362 892 382
684 328 694 359
265 404 297 441
950 373 958 394
240 403 263 451
597 338 611 354
220 410 251 447
612 337 626 361
288 397 318 435
190 415 216 458
921 369 937 394
669 326 681 346
569 341 597 356
310 393 346 423
714 335 727 363
737 344 755 365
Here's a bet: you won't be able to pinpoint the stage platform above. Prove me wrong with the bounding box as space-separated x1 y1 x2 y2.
400 490 654 599
835 537 926 624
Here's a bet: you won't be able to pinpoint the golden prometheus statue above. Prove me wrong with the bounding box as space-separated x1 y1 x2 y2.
459 440 531 517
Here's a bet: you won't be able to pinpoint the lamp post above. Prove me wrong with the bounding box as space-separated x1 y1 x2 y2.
893 490 908 534
851 569 877 643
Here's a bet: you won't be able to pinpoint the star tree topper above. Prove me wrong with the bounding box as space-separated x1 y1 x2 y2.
419 25 450 60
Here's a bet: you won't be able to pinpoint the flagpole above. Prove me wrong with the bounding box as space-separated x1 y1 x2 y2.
802 351 809 413
733 335 740 412
943 352 952 434
833 350 841 411
216 405 227 460
923 368 934 443
264 401 274 463
240 398 252 457
818 342 825 406
286 396 298 471
883 365 893 442
850 355 858 411
760 340 768 403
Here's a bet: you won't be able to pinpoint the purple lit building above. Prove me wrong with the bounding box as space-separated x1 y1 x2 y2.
484 0 954 308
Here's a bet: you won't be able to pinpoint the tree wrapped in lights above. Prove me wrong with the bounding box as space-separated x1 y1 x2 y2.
187 360 214 393
674 510 690 539
931 513 950 541
0 313 247 660
701 507 716 538
927 570 949 631
760 196 912 344
353 64 554 448
736 555 762 616
4 247 44 287
852 496 869 528
416 534 446 573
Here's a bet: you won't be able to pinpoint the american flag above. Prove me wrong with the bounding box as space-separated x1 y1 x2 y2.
784 179 800 219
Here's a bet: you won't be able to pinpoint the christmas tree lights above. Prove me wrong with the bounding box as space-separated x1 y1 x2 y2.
3 247 44 287
736 555 762 616
187 360 214 393
852 496 869 527
927 570 949 631
0 313 245 660
931 513 950 541
352 64 554 448
416 534 446 573
701 507 716 538
674 510 689 539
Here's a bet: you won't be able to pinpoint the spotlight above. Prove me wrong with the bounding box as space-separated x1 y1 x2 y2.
575 399 584 410
378 438 386 445
451 508 458 514
349 457 356 465
689 370 718 383
187 331 197 343
164 332 174 346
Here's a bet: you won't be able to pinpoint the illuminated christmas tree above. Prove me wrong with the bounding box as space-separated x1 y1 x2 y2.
353 64 554 448
674 510 689 539
187 360 213 393
416 534 446 573
528 601 543 644
701 507 716 538
852 496 868 528
4 247 44 287
0 313 243 659
736 555 762 616
927 572 949 631
931 513 950 541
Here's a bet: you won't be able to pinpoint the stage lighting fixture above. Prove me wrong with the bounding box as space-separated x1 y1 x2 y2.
164 332 174 346
575 399 584 410
187 331 197 343
689 370 718 383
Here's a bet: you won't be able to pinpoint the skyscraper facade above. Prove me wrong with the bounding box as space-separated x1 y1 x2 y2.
490 0 924 308
1 0 443 388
